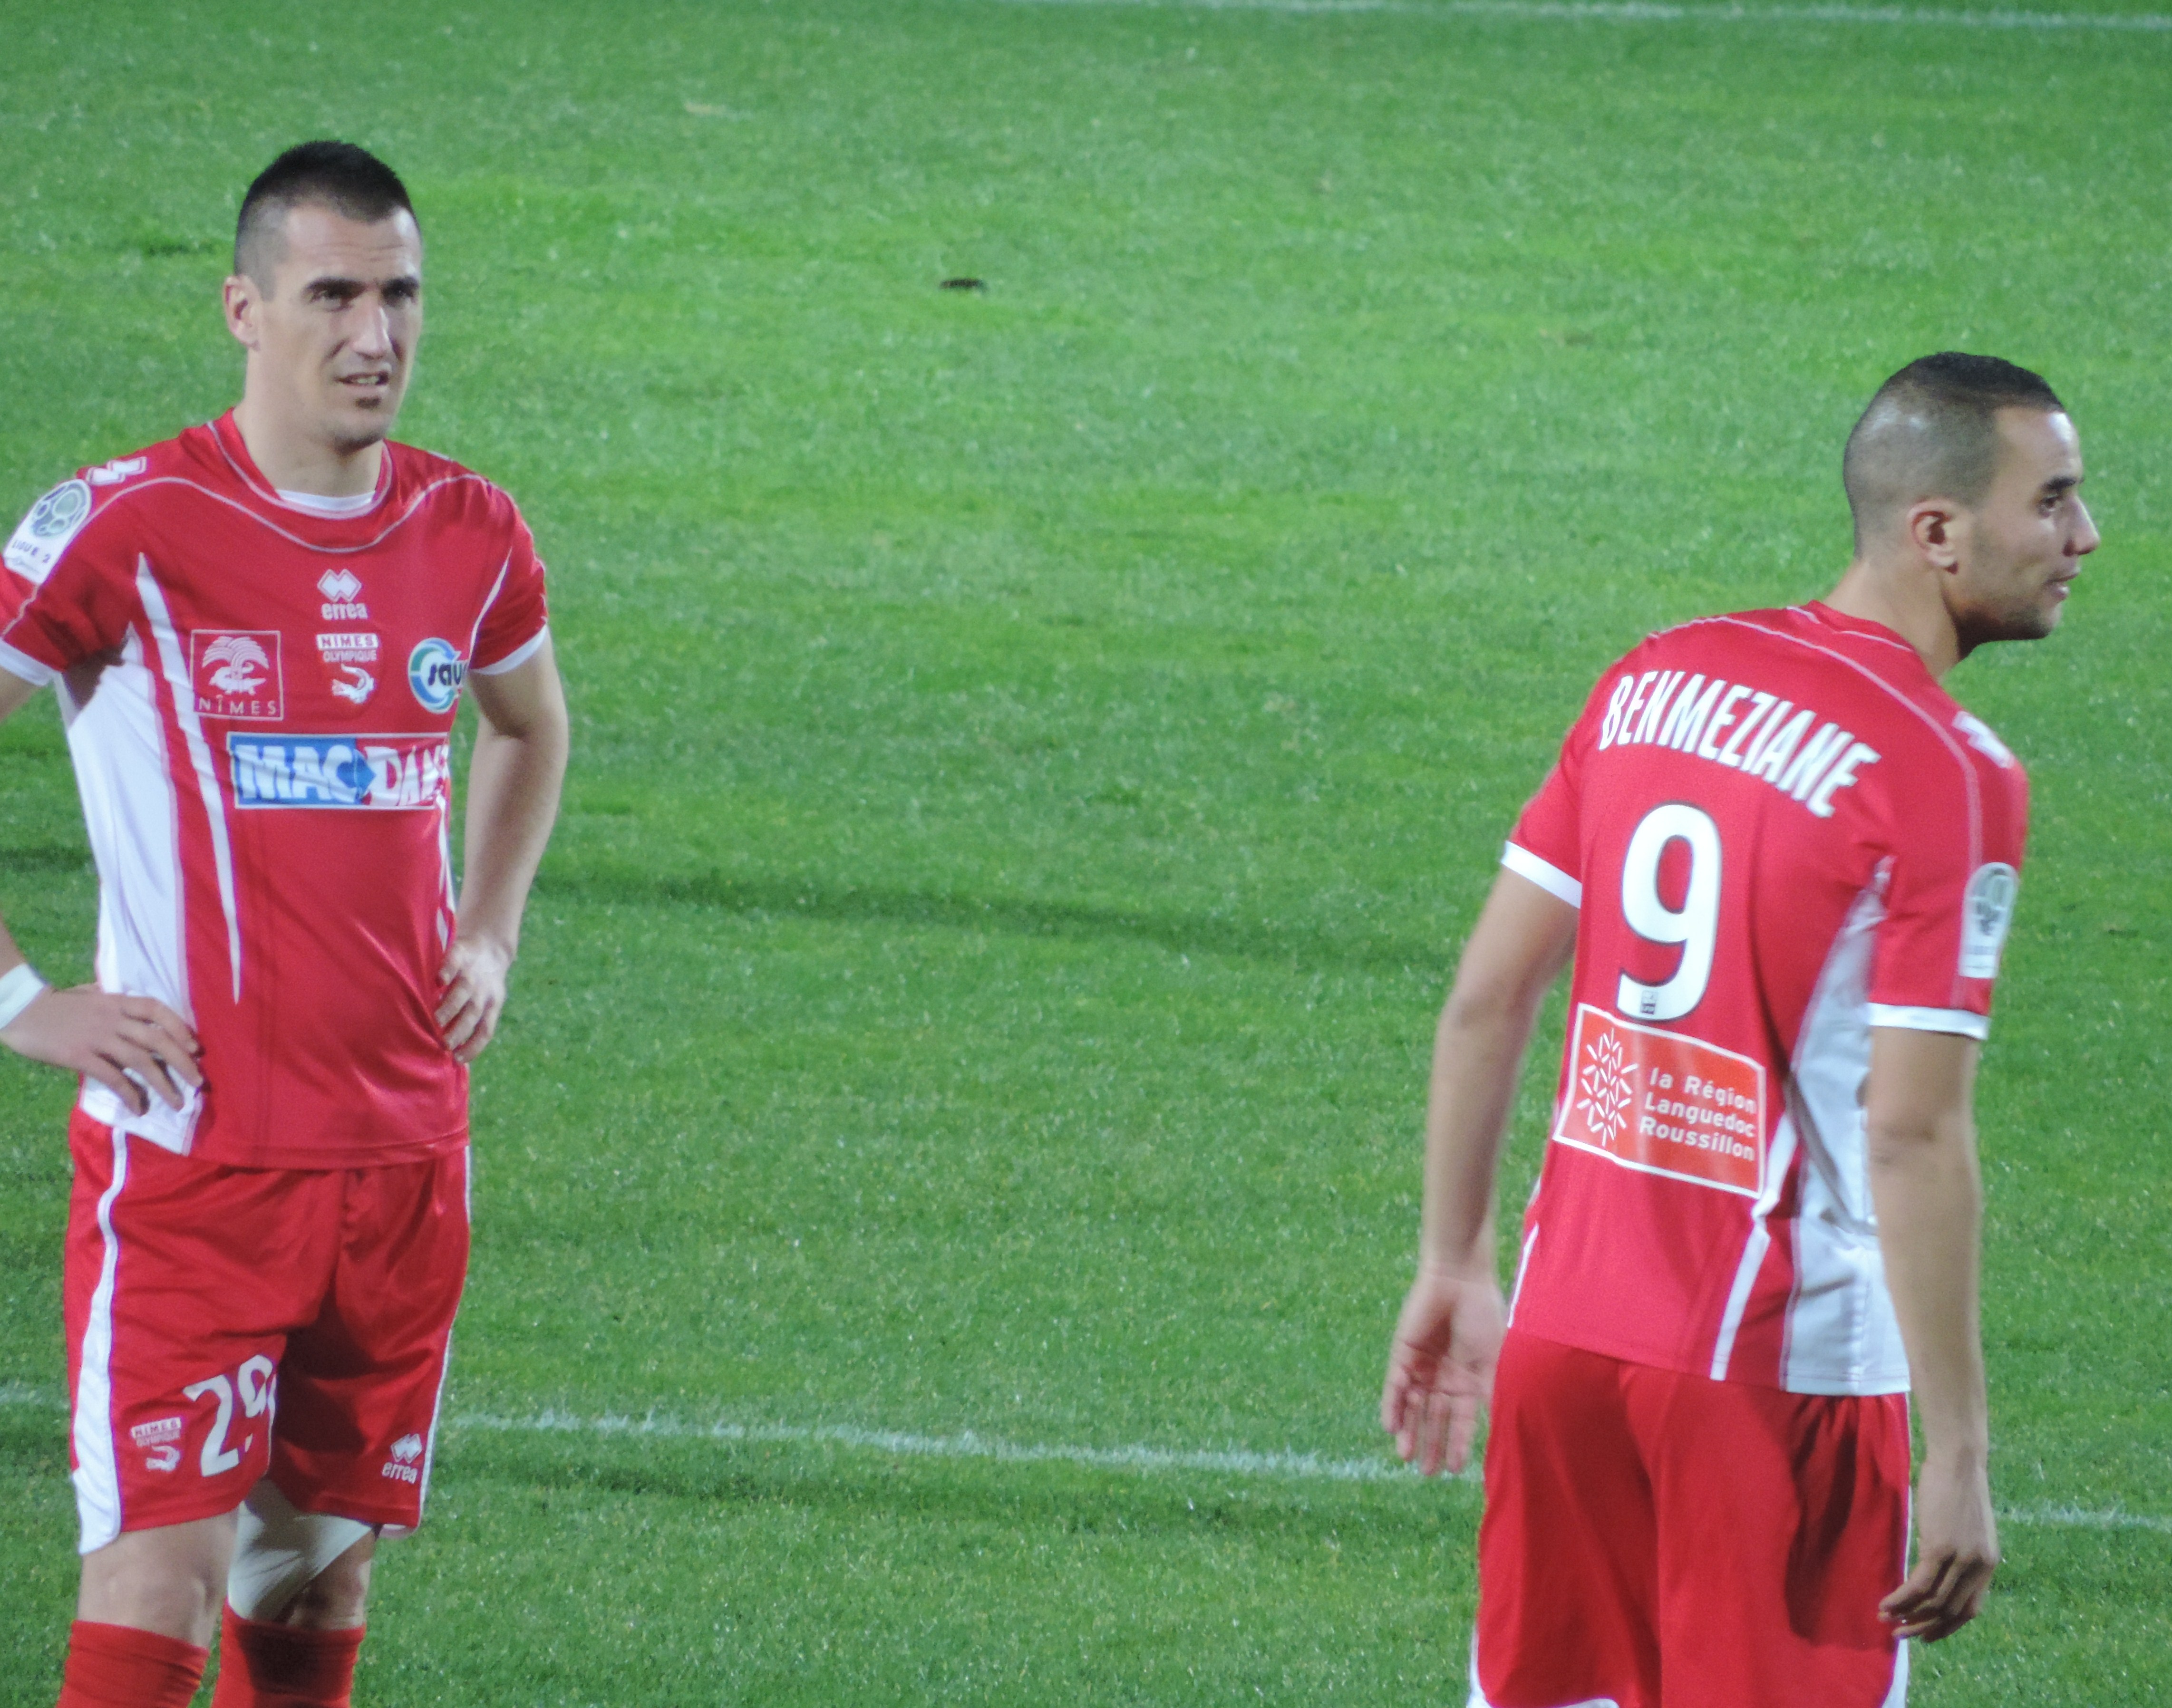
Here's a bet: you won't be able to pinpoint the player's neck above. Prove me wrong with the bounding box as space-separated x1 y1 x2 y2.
229 394 385 500
1823 559 1961 681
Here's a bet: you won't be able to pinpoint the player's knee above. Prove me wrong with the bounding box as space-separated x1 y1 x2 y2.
78 1513 237 1644
284 1538 375 1628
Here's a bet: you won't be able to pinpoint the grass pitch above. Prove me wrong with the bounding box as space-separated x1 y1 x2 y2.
2 1 2169 1701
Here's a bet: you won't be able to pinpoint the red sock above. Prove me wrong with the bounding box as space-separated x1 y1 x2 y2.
57 1619 208 1708
210 1607 365 1708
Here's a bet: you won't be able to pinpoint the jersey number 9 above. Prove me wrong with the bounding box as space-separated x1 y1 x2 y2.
1616 803 1721 1023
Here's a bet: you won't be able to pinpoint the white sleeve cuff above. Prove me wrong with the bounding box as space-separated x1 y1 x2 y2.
1502 842 1581 908
1868 1004 1990 1041
0 639 55 687
471 625 548 676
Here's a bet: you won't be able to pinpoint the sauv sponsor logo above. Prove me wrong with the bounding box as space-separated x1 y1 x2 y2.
228 734 451 809
408 637 466 712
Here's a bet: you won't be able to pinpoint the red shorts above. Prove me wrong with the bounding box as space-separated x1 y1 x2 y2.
63 1110 469 1552
1473 1330 1911 1708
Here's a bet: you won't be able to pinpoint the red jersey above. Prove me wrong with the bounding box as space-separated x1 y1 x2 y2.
1502 603 2027 1396
0 413 549 1169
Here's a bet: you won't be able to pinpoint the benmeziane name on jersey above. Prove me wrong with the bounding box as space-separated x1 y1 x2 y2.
1594 666 1881 818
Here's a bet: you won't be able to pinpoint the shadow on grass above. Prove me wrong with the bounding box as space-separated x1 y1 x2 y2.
541 863 1450 978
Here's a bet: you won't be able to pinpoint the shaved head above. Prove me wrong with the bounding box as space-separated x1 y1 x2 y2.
235 140 416 288
1842 353 2065 548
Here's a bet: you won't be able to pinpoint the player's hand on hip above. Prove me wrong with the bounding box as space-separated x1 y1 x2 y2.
1380 1264 1505 1477
0 985 202 1115
1880 1449 1999 1642
436 934 513 1063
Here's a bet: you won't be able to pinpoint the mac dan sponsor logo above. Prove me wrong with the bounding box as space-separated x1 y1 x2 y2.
227 733 451 810
317 568 369 621
189 630 285 721
381 1431 426 1484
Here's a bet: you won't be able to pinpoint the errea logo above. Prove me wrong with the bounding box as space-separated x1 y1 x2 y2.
318 569 368 620
381 1432 426 1484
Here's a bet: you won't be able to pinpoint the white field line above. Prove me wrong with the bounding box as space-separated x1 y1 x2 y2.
454 1407 1425 1484
991 0 2172 32
3 1384 2167 1530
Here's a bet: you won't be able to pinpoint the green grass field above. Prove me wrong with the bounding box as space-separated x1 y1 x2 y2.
2 0 2169 1700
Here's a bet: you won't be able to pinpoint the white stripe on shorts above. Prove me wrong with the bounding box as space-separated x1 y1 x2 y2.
71 1127 131 1553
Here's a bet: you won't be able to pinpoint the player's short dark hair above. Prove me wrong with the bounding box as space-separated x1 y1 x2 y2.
1842 353 2065 545
235 141 416 283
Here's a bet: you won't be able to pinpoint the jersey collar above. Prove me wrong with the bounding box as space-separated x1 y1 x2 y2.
209 410 395 520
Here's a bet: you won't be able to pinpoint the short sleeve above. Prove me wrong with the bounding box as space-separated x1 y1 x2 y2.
470 501 549 676
0 478 135 685
1501 658 1635 910
1867 744 2029 1040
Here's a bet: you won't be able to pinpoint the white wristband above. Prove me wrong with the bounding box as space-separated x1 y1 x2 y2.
0 963 48 1033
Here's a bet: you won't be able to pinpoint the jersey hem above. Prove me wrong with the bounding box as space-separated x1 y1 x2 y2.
1866 1003 1989 1041
1501 841 1582 907
1505 1321 1910 1397
184 1127 469 1173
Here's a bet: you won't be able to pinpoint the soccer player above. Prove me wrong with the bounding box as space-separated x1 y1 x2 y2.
0 142 569 1708
1380 354 2095 1707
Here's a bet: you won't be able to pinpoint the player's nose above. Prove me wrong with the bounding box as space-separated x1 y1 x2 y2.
2071 497 2101 558
348 302 395 360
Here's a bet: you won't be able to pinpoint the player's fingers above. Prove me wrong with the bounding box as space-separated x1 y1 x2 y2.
453 1004 500 1063
121 998 201 1054
1381 1351 1420 1437
1419 1384 1457 1477
1880 1554 1955 1622
106 1040 191 1110
117 1019 204 1088
1442 1390 1481 1476
81 1054 151 1116
434 980 472 1029
440 995 482 1051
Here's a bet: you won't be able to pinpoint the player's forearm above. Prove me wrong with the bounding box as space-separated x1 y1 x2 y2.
0 671 44 978
1418 986 1542 1277
455 714 567 952
1868 1113 1990 1461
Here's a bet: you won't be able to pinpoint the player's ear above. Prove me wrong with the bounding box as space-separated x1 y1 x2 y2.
1905 499 1963 572
223 274 262 351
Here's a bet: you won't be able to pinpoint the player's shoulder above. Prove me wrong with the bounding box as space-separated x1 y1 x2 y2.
385 439 527 530
2 424 209 584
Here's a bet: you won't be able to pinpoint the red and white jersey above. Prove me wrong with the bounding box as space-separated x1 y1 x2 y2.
0 412 548 1170
1503 602 2027 1396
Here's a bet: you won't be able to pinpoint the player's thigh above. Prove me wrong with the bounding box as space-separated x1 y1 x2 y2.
65 1114 337 1547
270 1146 470 1533
1472 1332 1663 1708
1634 1367 1910 1708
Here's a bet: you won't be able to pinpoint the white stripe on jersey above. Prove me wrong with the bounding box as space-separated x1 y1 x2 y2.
71 1126 131 1554
1709 1115 1798 1380
1780 878 1910 1396
63 626 203 1152
136 558 244 1004
1502 841 1582 907
0 637 56 685
1868 1003 1990 1041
